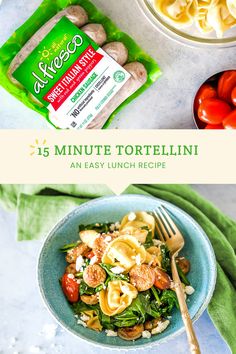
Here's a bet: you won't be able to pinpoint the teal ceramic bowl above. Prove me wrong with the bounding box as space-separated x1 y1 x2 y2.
38 194 216 349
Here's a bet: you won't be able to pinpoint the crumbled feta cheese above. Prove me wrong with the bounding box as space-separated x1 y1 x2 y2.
77 319 87 327
153 239 163 246
90 255 98 265
67 273 74 279
128 212 136 221
109 224 115 232
151 320 170 335
80 314 90 322
75 255 85 271
103 284 107 290
105 235 112 243
41 324 58 340
105 330 118 337
185 286 195 295
29 346 41 353
142 330 151 339
110 266 125 274
115 222 121 230
121 285 130 294
135 254 141 265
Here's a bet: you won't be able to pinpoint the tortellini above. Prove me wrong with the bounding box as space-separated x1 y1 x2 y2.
99 280 138 316
153 0 236 37
154 0 198 27
145 246 162 267
102 235 147 271
206 0 236 37
227 0 236 18
82 310 102 332
120 211 155 243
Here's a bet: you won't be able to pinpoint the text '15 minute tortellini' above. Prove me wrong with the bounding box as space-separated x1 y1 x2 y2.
99 280 138 316
102 235 147 271
120 211 155 244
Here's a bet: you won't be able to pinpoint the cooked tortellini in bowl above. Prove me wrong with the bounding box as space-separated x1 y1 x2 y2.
153 0 236 37
120 211 155 243
99 280 138 316
102 235 147 271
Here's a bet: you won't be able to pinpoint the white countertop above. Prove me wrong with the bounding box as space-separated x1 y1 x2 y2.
0 0 235 129
0 185 234 354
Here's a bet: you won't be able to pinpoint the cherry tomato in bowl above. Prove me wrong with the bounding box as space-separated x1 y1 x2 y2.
231 87 236 106
61 273 79 303
198 98 231 124
223 110 236 129
193 70 236 129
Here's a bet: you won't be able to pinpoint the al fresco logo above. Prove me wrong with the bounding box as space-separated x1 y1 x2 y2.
32 34 84 95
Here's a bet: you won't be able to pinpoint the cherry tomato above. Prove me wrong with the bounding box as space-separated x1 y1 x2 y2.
85 250 95 259
205 124 224 129
231 87 236 106
154 268 171 290
198 98 232 124
194 84 217 111
223 110 236 129
218 70 236 103
61 274 79 303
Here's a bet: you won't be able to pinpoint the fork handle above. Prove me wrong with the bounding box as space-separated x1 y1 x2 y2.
171 257 201 354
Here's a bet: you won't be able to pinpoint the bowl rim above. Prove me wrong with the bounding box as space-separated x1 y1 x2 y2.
136 0 236 48
37 194 217 350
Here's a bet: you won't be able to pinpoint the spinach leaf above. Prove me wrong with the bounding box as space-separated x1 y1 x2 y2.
161 245 171 272
176 264 190 286
159 290 179 316
79 223 113 234
79 281 103 295
143 230 154 248
60 242 79 252
72 301 99 315
100 264 129 282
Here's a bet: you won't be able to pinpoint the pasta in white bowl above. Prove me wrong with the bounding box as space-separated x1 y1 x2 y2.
153 0 236 38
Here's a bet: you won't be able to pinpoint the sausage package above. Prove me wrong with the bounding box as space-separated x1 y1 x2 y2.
0 0 161 129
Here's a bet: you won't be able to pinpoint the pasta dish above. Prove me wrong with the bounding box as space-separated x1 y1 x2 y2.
60 211 194 340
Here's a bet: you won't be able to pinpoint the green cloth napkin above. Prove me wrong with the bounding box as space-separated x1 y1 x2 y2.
0 184 235 353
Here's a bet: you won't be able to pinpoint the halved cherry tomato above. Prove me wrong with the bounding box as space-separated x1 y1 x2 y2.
85 250 95 259
231 87 236 106
218 70 236 103
194 84 217 111
198 98 232 124
154 268 171 290
61 273 79 303
205 124 224 129
223 110 236 129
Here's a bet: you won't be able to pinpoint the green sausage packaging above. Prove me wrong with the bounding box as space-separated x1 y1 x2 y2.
0 0 161 129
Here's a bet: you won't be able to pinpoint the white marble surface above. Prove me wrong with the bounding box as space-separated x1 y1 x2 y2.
0 0 236 129
0 185 233 354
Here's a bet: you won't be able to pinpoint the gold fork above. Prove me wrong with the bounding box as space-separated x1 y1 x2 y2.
153 206 201 354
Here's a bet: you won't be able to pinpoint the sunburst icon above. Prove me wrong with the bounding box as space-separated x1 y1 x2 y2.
38 46 53 61
29 139 47 156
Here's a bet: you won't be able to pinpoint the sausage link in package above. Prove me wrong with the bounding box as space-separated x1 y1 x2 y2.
0 0 161 129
